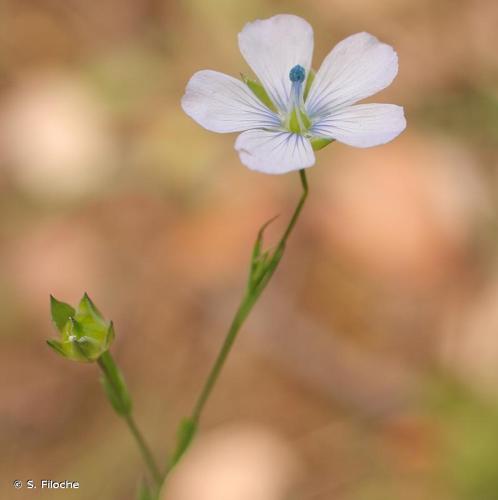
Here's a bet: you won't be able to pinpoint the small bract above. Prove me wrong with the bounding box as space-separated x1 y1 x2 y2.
48 293 114 362
182 14 406 174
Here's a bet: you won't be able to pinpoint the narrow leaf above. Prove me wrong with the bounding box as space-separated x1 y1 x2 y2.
170 418 197 467
249 215 279 289
101 376 126 414
252 215 279 262
99 351 132 415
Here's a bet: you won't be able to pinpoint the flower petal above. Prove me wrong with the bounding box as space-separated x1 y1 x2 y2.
235 129 315 174
238 14 314 114
306 33 398 118
181 70 280 133
311 103 406 148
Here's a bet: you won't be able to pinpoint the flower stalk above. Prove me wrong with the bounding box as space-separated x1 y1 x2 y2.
162 169 309 482
96 351 162 487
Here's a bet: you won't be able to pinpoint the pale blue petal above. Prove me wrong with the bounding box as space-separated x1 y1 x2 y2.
182 70 280 133
235 129 315 174
306 33 398 118
238 14 314 114
311 103 406 148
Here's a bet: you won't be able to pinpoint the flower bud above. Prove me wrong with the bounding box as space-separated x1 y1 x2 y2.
47 293 114 362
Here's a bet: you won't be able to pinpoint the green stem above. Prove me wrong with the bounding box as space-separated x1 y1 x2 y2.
191 289 259 423
281 169 309 245
163 169 309 480
192 169 308 422
123 414 163 487
97 354 162 487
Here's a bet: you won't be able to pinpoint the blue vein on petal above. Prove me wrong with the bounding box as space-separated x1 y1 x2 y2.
245 131 308 166
206 78 280 129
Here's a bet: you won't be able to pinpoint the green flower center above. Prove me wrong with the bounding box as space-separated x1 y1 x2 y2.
287 107 311 134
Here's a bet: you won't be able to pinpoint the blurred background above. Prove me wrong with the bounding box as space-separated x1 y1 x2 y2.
1 0 498 499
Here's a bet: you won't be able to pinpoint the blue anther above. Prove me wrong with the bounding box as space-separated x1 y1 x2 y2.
289 65 306 83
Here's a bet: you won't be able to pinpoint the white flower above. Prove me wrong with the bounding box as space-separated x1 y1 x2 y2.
182 14 406 175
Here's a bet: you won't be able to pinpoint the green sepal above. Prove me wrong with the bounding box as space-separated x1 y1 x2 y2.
310 137 334 151
47 293 115 363
68 321 98 362
304 68 316 101
51 318 91 362
99 351 132 416
106 321 116 350
169 417 197 467
78 293 106 325
50 295 75 332
46 339 66 357
74 293 109 341
241 74 277 112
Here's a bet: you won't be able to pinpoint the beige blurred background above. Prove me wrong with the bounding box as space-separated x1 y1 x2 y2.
1 0 498 499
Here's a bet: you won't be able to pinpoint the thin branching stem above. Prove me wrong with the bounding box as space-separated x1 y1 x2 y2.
162 169 309 483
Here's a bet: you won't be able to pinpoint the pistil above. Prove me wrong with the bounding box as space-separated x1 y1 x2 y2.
288 65 310 134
